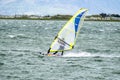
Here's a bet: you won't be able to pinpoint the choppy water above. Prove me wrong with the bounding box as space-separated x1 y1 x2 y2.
0 19 120 80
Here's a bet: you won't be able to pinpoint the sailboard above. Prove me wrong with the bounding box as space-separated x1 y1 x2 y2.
40 8 88 56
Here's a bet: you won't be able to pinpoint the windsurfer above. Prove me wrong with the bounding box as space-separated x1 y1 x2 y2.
44 8 88 56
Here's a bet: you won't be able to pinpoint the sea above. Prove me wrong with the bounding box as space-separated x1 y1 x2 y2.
0 19 120 80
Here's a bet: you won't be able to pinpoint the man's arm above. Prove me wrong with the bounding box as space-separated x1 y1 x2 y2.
54 35 58 40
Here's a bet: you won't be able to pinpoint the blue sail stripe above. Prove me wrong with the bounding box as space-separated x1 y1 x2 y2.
74 11 85 37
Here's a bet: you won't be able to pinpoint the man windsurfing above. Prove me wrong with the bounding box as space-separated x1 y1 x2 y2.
39 8 88 57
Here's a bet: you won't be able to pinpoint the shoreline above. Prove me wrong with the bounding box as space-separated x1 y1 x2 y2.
0 18 120 22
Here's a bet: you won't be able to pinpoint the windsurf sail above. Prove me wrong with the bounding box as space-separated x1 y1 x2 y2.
49 8 88 52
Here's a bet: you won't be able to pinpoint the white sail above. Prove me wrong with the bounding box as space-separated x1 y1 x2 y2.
50 8 88 52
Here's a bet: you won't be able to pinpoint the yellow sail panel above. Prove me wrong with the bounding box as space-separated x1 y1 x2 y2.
50 8 88 52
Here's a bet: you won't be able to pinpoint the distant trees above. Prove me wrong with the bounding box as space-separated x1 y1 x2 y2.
90 13 120 20
99 13 120 18
111 14 120 17
100 13 107 18
21 15 29 19
51 14 72 20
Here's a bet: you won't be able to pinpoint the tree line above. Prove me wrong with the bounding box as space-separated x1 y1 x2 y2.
0 13 120 20
99 13 120 18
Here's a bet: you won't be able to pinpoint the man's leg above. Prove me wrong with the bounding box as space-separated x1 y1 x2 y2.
53 51 58 55
61 51 64 55
47 48 51 54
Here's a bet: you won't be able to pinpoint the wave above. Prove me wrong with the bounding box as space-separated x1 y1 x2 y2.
63 52 120 58
8 34 30 39
0 49 32 53
8 35 16 38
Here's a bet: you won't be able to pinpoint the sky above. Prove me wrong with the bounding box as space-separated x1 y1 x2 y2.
0 0 120 15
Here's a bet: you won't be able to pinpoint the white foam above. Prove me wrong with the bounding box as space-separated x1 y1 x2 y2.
8 34 25 38
45 28 48 30
99 29 104 32
63 52 120 58
8 35 15 38
23 25 26 27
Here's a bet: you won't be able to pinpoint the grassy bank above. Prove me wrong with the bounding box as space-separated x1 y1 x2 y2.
0 18 120 22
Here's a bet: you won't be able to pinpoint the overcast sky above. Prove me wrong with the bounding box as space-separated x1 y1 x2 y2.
0 0 120 15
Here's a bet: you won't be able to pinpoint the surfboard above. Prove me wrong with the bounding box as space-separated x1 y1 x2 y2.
39 52 62 57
